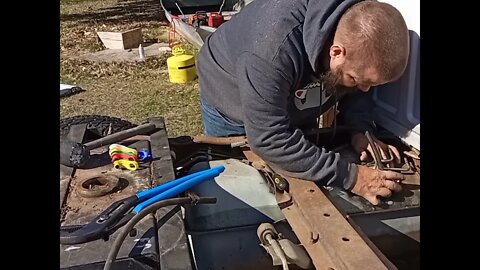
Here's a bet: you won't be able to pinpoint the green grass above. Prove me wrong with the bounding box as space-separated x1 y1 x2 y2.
60 0 203 137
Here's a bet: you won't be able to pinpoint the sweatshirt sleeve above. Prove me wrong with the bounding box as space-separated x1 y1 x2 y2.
236 52 357 190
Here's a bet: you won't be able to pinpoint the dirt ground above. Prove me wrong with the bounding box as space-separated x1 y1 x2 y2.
60 0 203 137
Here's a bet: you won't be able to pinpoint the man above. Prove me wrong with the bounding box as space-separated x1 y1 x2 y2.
197 0 410 205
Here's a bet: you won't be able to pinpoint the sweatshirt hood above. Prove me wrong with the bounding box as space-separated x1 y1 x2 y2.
303 0 362 73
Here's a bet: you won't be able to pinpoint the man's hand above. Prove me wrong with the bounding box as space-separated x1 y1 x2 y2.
351 132 401 164
351 165 404 205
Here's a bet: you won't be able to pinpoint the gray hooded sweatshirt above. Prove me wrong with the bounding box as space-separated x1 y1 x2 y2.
198 0 376 190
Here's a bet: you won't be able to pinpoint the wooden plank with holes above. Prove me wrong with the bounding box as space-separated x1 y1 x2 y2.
149 117 193 270
60 123 88 209
242 149 389 270
285 179 388 270
148 117 175 185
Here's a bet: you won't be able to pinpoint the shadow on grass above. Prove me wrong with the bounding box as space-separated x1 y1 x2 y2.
61 0 167 24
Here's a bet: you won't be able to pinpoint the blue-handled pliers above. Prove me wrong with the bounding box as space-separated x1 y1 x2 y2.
60 165 225 245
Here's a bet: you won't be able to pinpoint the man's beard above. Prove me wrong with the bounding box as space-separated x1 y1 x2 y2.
322 67 358 97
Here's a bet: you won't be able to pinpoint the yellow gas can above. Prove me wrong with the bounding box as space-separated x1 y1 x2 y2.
167 45 197 83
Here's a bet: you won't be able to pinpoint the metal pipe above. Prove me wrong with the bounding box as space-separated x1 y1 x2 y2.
174 1 185 17
84 123 156 151
192 134 247 145
364 131 384 170
265 233 289 270
219 0 225 13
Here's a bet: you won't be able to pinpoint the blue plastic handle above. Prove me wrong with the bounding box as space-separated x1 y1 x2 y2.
136 165 225 201
133 165 225 213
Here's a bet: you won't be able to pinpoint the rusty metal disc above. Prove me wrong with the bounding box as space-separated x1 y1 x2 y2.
76 174 120 198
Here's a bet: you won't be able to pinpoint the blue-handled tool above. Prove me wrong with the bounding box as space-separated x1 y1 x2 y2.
60 165 224 245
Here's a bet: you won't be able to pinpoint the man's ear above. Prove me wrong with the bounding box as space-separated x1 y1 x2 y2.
329 44 346 68
329 44 346 60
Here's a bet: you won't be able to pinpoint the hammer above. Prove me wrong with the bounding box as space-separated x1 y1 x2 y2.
60 123 157 168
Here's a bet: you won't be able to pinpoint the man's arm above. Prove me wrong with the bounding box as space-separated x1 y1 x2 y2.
236 52 357 190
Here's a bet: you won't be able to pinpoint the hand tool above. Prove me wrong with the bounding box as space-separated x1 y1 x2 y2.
60 165 225 245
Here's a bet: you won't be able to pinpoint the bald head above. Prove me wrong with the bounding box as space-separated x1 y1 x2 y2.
334 0 410 83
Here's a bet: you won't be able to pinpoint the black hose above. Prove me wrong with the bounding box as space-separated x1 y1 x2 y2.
316 82 323 146
330 91 338 142
103 196 217 270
